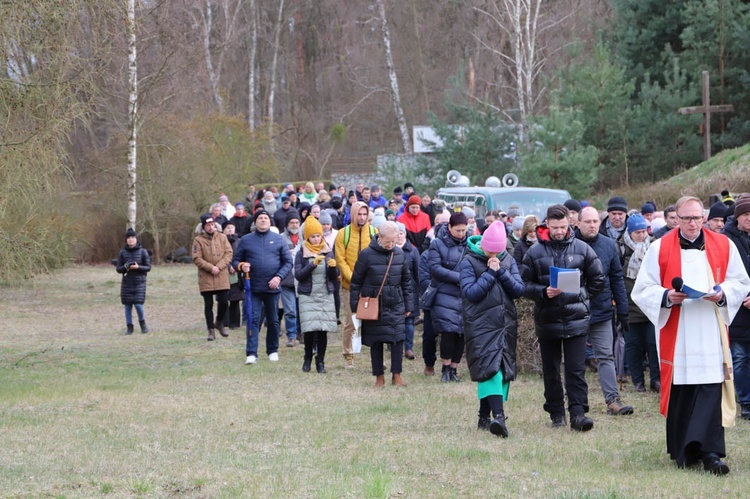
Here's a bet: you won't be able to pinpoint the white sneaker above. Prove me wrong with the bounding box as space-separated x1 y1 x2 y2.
245 355 257 365
268 352 279 362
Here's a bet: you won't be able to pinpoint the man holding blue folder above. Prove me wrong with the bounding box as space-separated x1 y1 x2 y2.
522 204 605 431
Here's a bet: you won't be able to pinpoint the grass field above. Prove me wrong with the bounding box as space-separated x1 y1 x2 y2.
1 264 749 497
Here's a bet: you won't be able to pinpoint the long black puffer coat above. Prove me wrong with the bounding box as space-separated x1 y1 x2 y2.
460 249 525 382
521 224 605 340
116 243 151 305
350 238 415 346
426 224 468 334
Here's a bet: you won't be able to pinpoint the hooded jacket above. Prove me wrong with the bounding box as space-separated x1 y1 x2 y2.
334 202 374 289
397 208 432 254
460 237 525 382
521 224 605 340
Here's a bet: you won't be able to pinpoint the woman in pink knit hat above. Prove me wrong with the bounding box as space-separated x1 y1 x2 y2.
459 221 525 437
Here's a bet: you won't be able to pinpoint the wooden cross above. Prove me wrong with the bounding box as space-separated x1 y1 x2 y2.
678 71 733 162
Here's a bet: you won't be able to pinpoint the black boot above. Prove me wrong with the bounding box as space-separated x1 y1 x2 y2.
302 357 312 372
477 415 491 431
441 365 451 383
490 411 509 438
478 398 491 430
139 320 149 334
126 324 134 335
449 367 461 382
316 362 326 373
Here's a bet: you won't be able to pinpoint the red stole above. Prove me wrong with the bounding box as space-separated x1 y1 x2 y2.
657 229 729 417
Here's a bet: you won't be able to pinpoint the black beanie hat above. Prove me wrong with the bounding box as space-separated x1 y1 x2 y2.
125 228 137 239
253 209 271 224
200 213 213 230
285 211 301 226
607 196 628 213
563 199 582 213
707 201 728 221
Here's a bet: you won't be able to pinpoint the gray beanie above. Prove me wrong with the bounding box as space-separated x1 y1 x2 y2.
319 211 333 225
462 206 476 219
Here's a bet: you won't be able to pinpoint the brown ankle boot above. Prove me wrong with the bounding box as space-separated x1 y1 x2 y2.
375 375 385 388
344 354 355 369
215 321 228 337
207 329 216 341
392 373 407 386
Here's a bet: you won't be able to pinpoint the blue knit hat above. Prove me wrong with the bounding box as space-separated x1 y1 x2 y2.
640 203 655 215
627 214 648 234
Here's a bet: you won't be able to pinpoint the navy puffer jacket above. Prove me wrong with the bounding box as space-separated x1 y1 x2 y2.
461 249 525 382
232 229 292 294
574 230 629 324
427 224 468 334
116 243 151 305
350 238 415 346
521 225 605 340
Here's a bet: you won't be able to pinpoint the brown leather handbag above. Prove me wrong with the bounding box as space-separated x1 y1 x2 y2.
356 253 393 321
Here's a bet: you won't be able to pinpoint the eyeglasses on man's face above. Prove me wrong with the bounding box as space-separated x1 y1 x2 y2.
677 215 702 224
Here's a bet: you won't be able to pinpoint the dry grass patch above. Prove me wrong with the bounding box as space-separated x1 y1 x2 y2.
2 265 750 497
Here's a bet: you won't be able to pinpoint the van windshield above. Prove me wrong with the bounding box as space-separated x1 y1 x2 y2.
491 191 570 219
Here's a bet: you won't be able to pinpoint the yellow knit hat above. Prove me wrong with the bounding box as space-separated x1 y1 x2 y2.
303 216 323 240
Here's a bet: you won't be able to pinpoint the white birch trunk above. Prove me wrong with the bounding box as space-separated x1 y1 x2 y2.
248 0 257 130
200 2 224 112
486 0 544 148
126 0 138 229
377 0 412 155
268 0 285 144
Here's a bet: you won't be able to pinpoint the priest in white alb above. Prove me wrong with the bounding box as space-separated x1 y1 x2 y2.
632 195 750 475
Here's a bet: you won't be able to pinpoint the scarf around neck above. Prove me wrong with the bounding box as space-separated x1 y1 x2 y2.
621 230 650 279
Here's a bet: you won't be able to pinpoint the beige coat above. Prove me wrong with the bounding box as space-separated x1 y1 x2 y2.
192 231 233 292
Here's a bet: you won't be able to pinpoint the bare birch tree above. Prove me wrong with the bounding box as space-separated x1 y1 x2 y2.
475 0 566 147
267 0 285 146
247 0 257 130
127 0 138 229
376 0 412 155
193 0 245 113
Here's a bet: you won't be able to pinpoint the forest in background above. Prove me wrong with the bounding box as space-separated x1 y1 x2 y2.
2 0 750 280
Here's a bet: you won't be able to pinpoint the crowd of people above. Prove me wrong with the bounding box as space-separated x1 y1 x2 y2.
118 181 750 474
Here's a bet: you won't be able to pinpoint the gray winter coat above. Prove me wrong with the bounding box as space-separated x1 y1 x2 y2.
294 244 338 334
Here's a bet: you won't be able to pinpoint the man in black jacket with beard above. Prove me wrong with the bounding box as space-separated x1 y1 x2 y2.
723 194 750 419
522 204 605 432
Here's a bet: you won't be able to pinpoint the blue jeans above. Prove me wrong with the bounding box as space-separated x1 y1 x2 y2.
124 304 145 324
247 292 281 356
280 287 298 340
624 321 660 386
730 339 750 406
404 315 415 351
